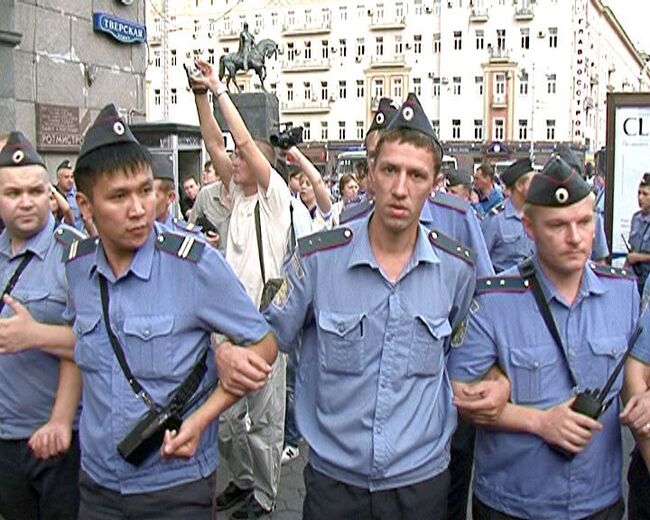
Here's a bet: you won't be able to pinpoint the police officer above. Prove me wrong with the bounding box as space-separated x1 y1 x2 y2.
480 158 535 273
66 104 277 519
627 173 650 292
444 168 474 203
450 156 637 519
256 94 507 519
55 159 84 230
0 132 84 519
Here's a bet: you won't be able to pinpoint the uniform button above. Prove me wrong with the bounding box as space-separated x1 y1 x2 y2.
386 334 393 342
376 427 382 434
337 324 345 333
533 361 540 368
143 328 151 337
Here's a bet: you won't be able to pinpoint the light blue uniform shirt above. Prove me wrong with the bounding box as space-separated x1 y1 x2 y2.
592 211 609 261
0 215 81 439
64 223 269 494
449 257 639 519
62 185 84 231
481 198 535 273
264 214 475 490
629 210 650 289
474 186 503 215
420 191 495 277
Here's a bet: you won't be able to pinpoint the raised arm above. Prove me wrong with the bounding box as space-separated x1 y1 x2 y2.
286 146 332 216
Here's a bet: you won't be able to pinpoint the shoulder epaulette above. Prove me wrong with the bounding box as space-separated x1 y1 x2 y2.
155 232 205 262
490 201 506 216
54 225 85 247
298 228 353 257
63 237 98 262
589 263 637 280
339 199 374 225
428 191 470 215
428 229 476 265
476 276 530 294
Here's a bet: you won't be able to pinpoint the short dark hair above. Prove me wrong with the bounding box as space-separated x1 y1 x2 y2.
476 162 494 181
339 174 357 195
374 128 442 173
74 142 152 199
181 175 198 187
203 160 213 171
156 178 175 194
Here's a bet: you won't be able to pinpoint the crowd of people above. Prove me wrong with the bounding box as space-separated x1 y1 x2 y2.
0 54 649 520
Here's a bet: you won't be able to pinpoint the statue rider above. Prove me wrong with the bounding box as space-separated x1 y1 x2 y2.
239 22 255 70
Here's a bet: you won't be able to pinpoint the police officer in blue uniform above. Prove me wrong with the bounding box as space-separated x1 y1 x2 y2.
0 132 84 520
450 156 637 520
481 158 535 273
627 173 650 292
261 93 508 519
65 104 277 519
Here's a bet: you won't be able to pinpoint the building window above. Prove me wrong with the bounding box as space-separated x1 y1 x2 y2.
549 27 558 48
395 35 403 54
287 82 294 101
194 19 200 34
434 0 441 15
303 122 311 140
497 29 506 50
494 118 505 140
547 73 556 94
321 81 328 100
475 75 483 95
453 76 461 95
287 42 296 61
357 38 365 56
433 34 441 53
454 31 462 51
433 77 441 97
432 119 440 137
495 73 505 95
208 48 215 64
255 14 263 30
154 17 162 34
340 5 348 20
304 41 312 60
356 121 365 140
356 79 365 98
170 88 177 105
376 36 384 55
304 82 312 100
357 4 365 18
377 3 385 19
322 40 329 59
413 77 422 96
452 119 461 140
170 49 177 66
519 72 529 95
521 28 530 49
546 119 556 140
339 39 347 57
321 121 328 140
154 89 161 106
414 0 423 15
224 17 231 32
392 77 403 99
414 34 422 54
287 10 295 26
373 78 384 98
270 83 277 96
305 9 312 24
339 80 347 99
323 7 330 23
154 50 161 67
476 30 484 50
338 121 346 140
271 12 278 26
396 2 404 17
518 119 528 140
474 119 483 141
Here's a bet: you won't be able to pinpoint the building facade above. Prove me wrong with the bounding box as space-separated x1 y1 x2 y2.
0 0 147 172
146 0 650 172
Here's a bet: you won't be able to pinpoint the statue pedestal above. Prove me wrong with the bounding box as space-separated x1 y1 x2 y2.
214 92 279 142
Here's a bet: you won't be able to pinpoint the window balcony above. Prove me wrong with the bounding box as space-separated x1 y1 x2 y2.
469 8 489 23
369 14 407 31
488 47 510 63
514 7 534 21
369 54 407 68
281 100 331 114
148 34 161 46
281 58 331 73
217 27 239 41
281 20 332 36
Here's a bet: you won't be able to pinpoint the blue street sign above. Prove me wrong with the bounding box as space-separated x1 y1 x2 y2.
93 12 146 44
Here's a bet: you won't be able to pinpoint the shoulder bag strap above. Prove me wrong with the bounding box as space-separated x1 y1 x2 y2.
254 201 266 284
0 252 35 314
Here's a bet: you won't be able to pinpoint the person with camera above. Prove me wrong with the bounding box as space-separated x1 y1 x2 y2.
64 104 277 519
449 156 637 519
0 132 85 520
189 59 292 518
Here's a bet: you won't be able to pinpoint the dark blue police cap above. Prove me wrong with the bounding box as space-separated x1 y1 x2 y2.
367 98 399 135
500 158 533 187
151 154 174 181
526 156 591 207
0 131 45 169
78 104 140 162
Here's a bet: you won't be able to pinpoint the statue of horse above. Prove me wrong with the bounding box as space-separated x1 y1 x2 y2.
218 39 278 93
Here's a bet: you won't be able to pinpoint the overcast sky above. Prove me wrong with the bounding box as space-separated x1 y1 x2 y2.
606 1 650 53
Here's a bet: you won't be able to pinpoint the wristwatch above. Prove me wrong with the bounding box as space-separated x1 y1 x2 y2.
215 84 228 98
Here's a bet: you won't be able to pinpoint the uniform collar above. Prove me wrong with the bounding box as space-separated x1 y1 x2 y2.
0 213 54 261
92 226 157 282
347 212 439 272
504 198 520 219
639 211 650 223
419 198 434 224
533 255 606 307
162 211 173 228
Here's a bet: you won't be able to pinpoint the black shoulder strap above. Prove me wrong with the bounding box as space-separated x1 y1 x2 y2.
517 259 577 386
0 252 35 314
98 274 206 412
254 201 266 284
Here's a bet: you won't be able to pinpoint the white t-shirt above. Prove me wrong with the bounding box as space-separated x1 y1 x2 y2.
226 167 292 307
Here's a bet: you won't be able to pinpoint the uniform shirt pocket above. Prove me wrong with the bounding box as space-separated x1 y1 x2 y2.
407 315 451 376
317 311 365 374
73 313 105 372
586 335 627 394
12 289 49 322
509 346 558 404
122 316 175 379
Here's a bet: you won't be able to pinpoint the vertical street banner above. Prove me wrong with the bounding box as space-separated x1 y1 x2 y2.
606 93 650 261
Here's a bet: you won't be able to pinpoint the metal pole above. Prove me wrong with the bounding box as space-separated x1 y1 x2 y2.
162 0 169 120
529 62 535 163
